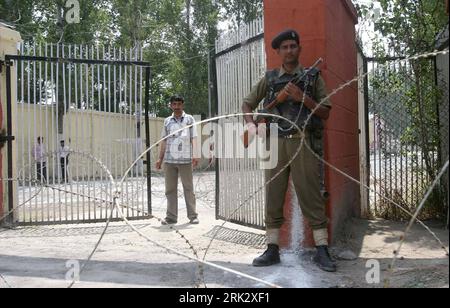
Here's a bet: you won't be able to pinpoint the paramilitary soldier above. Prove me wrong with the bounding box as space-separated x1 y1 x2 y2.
241 29 336 272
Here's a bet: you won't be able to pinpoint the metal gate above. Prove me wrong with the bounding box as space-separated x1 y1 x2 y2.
4 43 153 225
364 55 449 219
214 18 267 229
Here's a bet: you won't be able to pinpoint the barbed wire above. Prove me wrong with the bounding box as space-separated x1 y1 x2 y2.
303 141 450 258
199 48 450 265
1 48 448 289
0 151 206 288
0 273 12 288
385 160 449 288
298 47 450 287
114 104 448 288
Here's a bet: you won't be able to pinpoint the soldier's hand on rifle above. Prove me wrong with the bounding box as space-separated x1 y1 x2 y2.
285 82 304 103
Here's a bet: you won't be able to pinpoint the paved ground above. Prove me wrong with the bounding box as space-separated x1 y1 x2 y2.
1 173 448 288
0 215 448 288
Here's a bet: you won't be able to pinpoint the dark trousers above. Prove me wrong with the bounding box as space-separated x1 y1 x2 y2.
60 158 69 182
36 162 47 183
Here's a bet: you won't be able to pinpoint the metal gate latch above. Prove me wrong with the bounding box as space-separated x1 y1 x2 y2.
0 128 15 150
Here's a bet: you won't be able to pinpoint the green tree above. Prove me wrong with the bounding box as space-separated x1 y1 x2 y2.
356 0 449 220
1 0 262 119
219 0 262 27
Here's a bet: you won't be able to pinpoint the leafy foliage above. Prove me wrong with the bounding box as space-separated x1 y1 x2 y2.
0 0 262 117
356 0 449 220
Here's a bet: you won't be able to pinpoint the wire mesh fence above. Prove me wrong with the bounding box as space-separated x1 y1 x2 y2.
367 56 449 221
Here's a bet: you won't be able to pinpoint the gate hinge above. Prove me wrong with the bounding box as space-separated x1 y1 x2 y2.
0 60 13 73
0 129 15 149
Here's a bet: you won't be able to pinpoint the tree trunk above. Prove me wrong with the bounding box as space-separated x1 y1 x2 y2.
412 60 434 180
185 0 191 32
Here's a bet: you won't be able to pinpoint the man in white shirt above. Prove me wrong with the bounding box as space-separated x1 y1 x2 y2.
32 137 47 183
58 140 70 183
156 95 199 225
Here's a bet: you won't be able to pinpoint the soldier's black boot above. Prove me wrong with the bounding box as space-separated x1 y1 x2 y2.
252 244 281 267
314 246 337 272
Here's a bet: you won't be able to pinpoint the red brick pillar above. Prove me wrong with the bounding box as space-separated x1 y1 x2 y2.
264 0 360 247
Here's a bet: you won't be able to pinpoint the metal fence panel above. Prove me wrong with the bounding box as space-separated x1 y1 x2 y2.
7 43 153 225
366 56 449 220
215 18 267 229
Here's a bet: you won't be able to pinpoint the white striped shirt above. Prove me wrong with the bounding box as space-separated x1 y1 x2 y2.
161 112 197 164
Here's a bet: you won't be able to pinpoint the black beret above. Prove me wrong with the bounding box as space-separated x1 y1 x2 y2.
271 29 300 49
